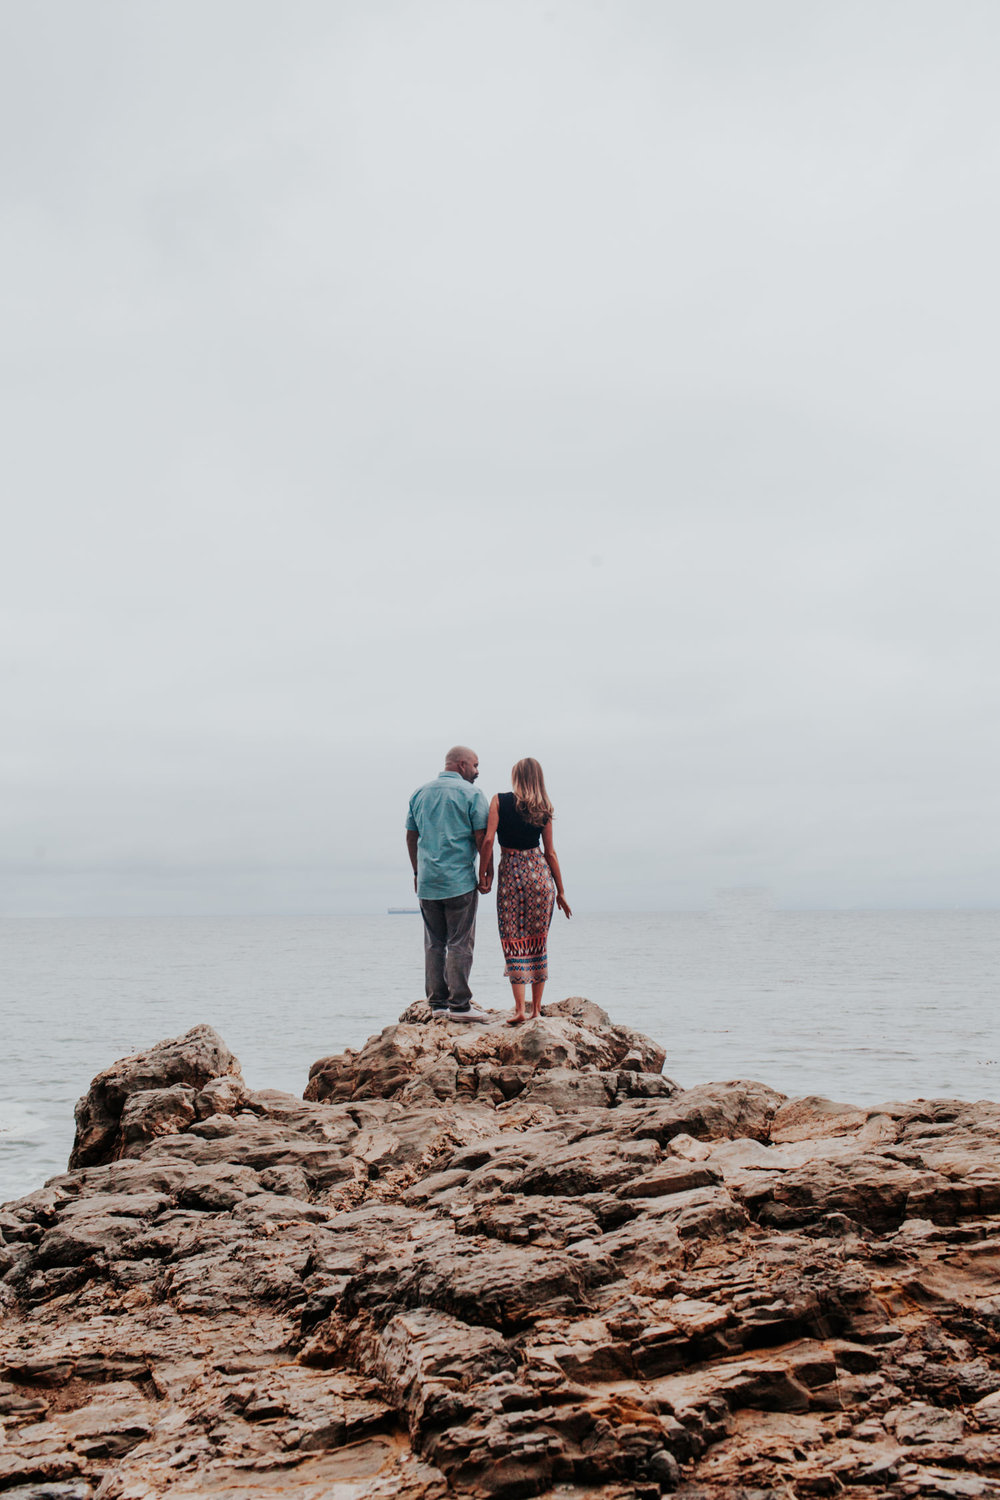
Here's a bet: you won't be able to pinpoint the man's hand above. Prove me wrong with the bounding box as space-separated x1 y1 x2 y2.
478 873 493 894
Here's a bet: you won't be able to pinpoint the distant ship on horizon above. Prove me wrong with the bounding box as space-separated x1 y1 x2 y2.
387 906 420 915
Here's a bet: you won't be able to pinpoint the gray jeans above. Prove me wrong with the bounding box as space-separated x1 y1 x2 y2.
419 888 478 1011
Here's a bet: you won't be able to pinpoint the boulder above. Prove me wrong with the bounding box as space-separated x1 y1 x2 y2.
622 1078 788 1146
771 1094 875 1143
305 1003 667 1106
195 1074 251 1118
117 1085 198 1156
69 1024 241 1168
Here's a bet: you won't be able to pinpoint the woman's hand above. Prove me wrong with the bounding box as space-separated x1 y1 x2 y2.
557 893 572 918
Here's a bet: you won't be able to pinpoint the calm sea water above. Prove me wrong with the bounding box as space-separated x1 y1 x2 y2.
2 910 998 1205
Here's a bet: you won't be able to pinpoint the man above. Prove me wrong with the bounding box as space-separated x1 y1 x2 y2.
406 745 490 1022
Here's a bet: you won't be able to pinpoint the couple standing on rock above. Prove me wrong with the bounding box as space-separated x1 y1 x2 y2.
406 746 572 1027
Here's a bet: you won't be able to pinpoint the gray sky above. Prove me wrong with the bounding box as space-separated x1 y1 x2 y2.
3 0 999 915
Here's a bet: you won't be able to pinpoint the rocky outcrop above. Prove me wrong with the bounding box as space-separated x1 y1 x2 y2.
68 1024 242 1169
305 996 671 1108
3 1006 1000 1498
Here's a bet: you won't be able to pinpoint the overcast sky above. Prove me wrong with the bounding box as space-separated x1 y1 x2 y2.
3 0 998 916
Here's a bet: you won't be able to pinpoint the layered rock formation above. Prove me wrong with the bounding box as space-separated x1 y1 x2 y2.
3 999 1000 1498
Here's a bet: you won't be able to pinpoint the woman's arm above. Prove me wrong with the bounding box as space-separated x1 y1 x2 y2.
478 796 499 893
541 820 572 917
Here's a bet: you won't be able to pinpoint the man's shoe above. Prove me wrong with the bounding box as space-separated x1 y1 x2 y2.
448 1005 491 1024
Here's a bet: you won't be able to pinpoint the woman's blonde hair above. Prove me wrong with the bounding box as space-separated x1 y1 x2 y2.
511 757 553 827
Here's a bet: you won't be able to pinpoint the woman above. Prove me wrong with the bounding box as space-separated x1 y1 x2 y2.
478 758 571 1024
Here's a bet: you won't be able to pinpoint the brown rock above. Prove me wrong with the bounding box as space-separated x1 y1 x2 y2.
7 1020 1000 1500
626 1079 788 1147
616 1161 722 1198
195 1073 251 1118
117 1084 198 1156
771 1095 875 1143
306 1004 669 1107
888 1400 965 1444
69 1024 241 1169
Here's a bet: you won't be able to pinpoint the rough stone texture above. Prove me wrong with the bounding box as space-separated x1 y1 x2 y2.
68 1025 242 1169
5 1007 1000 1498
305 995 670 1107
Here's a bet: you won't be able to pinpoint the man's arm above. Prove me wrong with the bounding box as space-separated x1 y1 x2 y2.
406 831 419 894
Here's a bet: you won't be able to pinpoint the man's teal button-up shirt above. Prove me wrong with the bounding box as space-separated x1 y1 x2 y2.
406 772 489 900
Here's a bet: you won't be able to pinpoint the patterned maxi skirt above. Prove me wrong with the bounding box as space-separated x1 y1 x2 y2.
496 848 556 985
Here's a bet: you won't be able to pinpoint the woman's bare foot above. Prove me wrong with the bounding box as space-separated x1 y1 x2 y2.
507 1014 526 1027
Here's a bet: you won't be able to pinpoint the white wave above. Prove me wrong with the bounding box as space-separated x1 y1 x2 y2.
0 1103 50 1141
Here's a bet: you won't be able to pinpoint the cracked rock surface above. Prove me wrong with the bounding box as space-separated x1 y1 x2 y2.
4 1000 1000 1498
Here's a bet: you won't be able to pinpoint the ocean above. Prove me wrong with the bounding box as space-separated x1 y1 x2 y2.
2 909 998 1205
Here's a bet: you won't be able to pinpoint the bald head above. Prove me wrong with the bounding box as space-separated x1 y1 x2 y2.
444 745 480 783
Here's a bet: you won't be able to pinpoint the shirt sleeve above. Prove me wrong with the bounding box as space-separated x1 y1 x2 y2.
471 789 489 830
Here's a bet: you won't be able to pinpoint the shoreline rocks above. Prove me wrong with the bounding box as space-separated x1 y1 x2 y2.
3 1003 1000 1497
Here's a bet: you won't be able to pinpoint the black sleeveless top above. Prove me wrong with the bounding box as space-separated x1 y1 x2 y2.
497 791 548 850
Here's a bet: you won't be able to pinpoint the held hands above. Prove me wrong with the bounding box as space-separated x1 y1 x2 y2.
557 894 572 918
478 874 494 894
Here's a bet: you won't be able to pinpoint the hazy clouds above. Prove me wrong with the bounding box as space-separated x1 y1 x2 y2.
3 0 999 914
